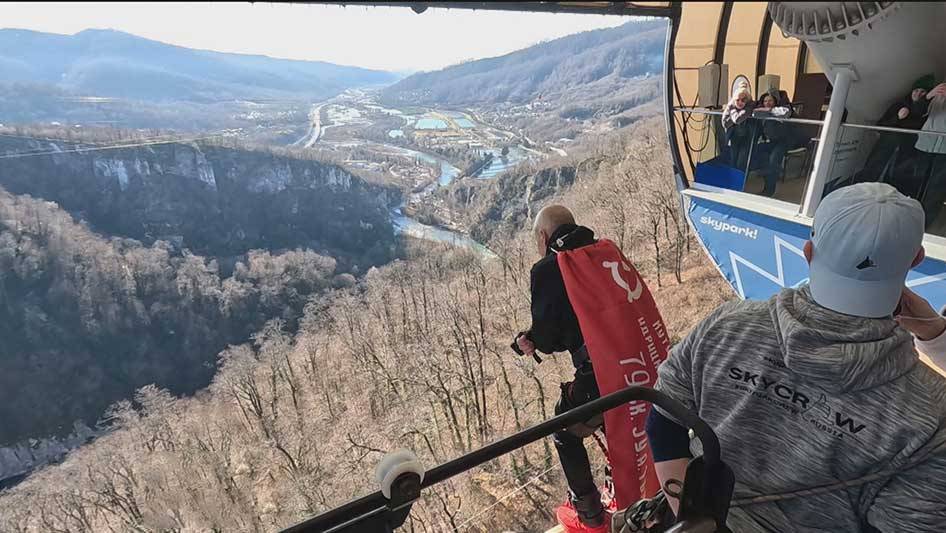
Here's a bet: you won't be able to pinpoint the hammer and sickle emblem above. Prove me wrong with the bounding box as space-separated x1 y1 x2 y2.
602 260 643 302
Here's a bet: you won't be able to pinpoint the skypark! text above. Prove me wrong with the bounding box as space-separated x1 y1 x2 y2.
700 216 758 240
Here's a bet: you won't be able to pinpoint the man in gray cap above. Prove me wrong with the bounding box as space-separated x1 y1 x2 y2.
646 183 946 531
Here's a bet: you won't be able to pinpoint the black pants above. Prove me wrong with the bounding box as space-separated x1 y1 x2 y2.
761 137 807 197
553 364 602 498
857 132 920 193
917 152 946 229
726 128 752 171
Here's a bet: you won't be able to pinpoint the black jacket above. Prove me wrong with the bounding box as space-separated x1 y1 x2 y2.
528 224 596 368
755 90 802 144
878 95 929 130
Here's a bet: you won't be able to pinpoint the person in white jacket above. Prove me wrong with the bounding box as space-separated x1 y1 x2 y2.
722 86 755 170
914 83 946 228
897 287 946 370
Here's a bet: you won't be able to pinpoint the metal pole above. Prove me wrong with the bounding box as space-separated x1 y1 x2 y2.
801 66 856 218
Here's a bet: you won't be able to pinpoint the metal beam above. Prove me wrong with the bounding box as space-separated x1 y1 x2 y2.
802 65 856 218
712 2 733 66
756 9 773 81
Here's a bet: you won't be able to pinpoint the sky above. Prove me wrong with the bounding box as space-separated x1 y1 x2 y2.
0 2 631 72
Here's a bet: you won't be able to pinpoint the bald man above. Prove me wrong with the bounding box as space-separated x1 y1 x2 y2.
514 205 607 529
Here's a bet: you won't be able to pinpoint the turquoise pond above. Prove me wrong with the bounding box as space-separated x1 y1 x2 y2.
454 118 475 129
415 118 449 130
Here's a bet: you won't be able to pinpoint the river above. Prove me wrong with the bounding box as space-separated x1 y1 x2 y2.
375 143 497 257
473 146 531 179
384 145 460 186
391 208 494 257
295 97 499 256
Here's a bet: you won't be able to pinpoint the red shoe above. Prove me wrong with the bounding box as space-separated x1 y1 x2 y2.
555 499 612 533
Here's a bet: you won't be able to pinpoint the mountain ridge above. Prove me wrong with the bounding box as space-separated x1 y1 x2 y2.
381 19 666 106
0 28 399 103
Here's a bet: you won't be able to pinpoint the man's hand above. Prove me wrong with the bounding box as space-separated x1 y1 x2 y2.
898 107 910 120
511 331 542 363
896 288 946 341
516 333 536 356
928 83 946 100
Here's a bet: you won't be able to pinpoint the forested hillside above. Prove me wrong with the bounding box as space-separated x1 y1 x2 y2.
381 19 665 106
0 188 346 452
0 130 406 484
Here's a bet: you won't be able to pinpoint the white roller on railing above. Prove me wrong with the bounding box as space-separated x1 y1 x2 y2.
768 1 945 122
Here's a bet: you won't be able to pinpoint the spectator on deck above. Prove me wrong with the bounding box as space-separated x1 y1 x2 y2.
915 83 946 228
857 75 935 189
646 183 946 531
722 86 755 171
753 90 808 197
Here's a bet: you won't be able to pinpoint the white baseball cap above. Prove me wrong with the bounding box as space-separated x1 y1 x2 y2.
809 183 925 318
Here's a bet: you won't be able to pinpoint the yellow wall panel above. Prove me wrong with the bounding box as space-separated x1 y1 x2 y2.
765 26 802 99
722 2 768 96
675 2 724 49
805 50 824 74
673 2 725 180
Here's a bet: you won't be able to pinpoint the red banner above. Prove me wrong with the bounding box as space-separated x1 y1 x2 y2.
556 239 671 509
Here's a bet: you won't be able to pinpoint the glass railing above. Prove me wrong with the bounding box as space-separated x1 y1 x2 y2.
672 107 824 205
826 122 946 237
672 108 946 232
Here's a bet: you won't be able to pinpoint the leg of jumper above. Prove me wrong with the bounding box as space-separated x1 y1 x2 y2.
553 423 597 498
553 364 603 524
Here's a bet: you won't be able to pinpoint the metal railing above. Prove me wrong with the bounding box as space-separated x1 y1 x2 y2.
672 106 826 126
843 121 946 139
281 386 728 533
673 106 946 138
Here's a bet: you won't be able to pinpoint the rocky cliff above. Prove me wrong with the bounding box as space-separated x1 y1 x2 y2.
0 137 401 269
442 161 598 243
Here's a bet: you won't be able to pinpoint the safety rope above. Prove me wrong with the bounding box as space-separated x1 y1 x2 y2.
0 130 196 157
0 131 185 144
895 315 946 322
453 461 558 532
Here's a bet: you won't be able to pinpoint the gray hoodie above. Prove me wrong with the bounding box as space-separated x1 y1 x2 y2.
656 286 946 532
916 95 946 155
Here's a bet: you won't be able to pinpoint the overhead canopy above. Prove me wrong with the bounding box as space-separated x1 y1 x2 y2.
769 2 946 123
305 2 675 17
